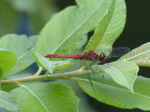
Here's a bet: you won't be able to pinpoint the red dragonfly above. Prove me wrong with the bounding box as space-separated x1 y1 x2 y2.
44 47 130 92
44 47 130 64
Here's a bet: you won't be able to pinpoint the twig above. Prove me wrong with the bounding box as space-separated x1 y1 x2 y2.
33 67 43 76
1 69 92 85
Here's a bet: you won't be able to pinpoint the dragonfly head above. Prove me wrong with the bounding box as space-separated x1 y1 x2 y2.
99 52 107 62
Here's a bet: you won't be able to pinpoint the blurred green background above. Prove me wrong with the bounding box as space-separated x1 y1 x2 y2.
0 0 150 112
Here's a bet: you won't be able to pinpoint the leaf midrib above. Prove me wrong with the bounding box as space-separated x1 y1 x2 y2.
17 48 34 60
79 78 150 100
22 85 49 112
109 66 130 88
126 50 150 61
53 1 111 53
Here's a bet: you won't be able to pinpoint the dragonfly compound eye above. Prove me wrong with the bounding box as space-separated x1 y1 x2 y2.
99 53 107 62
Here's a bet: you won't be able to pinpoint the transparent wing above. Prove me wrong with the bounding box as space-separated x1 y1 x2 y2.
93 47 130 58
110 47 130 58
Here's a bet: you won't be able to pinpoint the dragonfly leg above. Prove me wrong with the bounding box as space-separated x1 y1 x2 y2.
90 61 97 66
87 73 96 94
103 63 111 68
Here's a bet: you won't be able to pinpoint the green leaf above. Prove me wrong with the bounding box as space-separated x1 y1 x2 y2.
0 68 3 89
36 0 114 56
89 61 138 92
0 90 19 112
1 84 19 92
93 61 138 91
77 75 150 110
0 68 3 80
29 35 38 47
119 42 150 67
10 82 79 112
0 34 35 77
85 0 126 51
0 48 16 73
32 51 73 74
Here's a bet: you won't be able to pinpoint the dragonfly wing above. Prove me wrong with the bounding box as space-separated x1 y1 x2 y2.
92 49 112 57
91 47 130 58
109 47 130 58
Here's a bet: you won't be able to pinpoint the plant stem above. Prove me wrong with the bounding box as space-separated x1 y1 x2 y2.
1 69 92 85
33 67 43 76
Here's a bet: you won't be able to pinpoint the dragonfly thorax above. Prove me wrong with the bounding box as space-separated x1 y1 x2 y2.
82 50 101 61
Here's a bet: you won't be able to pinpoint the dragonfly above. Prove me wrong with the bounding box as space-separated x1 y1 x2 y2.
44 47 130 65
44 47 130 93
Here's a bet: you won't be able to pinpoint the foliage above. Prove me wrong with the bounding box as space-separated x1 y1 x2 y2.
0 0 150 112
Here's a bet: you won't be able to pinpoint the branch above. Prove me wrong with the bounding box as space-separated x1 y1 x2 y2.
1 69 92 85
33 67 43 76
